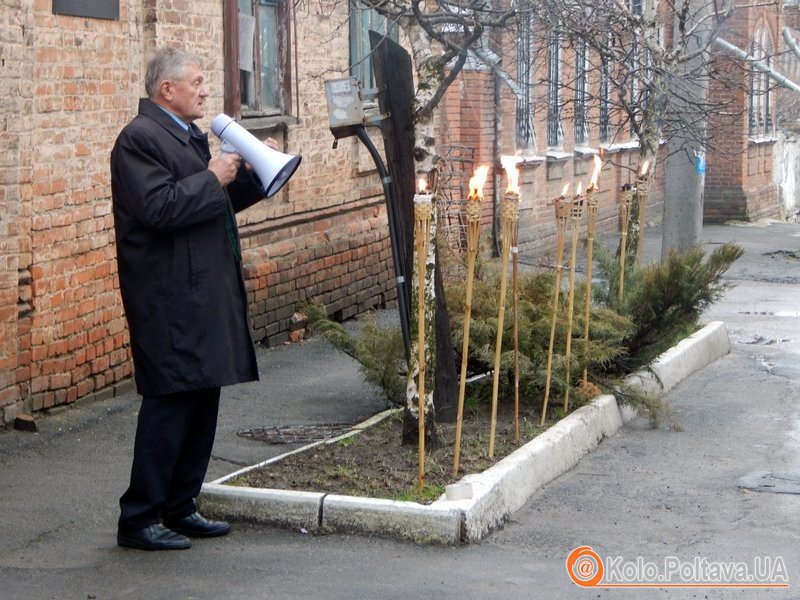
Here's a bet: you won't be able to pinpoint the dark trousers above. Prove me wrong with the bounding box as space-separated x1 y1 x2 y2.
118 387 221 530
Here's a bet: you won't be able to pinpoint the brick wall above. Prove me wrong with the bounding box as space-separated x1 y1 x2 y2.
0 0 34 422
0 0 783 424
1 1 141 420
435 44 657 262
438 69 498 235
705 4 781 222
0 0 396 425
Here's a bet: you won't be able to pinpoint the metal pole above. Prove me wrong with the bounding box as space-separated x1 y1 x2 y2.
355 126 411 363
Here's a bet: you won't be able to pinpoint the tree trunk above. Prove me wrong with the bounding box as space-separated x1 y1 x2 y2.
402 201 440 447
369 32 457 446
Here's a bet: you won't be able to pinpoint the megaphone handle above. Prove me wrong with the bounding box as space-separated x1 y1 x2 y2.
221 140 238 154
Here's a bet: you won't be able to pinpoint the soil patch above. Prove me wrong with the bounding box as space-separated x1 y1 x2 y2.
231 405 555 504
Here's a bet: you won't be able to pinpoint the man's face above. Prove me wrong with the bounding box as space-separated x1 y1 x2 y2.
161 62 209 123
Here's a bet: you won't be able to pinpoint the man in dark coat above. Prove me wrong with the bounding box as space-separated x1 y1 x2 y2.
111 47 273 550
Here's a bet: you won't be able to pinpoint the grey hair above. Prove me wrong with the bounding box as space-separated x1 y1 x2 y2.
144 47 203 99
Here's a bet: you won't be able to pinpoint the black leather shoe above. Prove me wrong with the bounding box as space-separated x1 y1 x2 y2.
163 512 231 538
117 523 191 551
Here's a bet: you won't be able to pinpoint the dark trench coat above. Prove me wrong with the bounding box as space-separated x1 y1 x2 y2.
110 99 267 396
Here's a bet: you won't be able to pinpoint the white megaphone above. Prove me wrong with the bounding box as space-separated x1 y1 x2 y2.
210 114 302 198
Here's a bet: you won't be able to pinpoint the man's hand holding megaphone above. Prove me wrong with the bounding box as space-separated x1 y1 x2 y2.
208 137 279 188
210 114 301 198
208 152 241 187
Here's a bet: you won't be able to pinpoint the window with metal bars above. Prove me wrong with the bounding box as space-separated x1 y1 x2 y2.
547 29 563 147
515 3 535 149
574 39 589 144
748 29 774 137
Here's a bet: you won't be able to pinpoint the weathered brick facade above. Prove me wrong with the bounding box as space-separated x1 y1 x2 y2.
705 5 781 222
0 0 785 424
0 0 395 425
435 48 665 263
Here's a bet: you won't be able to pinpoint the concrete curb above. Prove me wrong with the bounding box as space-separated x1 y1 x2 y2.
199 321 730 545
457 394 624 543
322 495 462 545
200 485 324 532
623 320 730 396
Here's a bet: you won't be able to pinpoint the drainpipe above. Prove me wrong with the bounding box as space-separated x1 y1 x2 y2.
782 27 800 64
492 69 501 257
714 37 800 93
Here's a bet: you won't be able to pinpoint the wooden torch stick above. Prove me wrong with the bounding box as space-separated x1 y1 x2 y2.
618 185 633 303
540 189 570 427
413 193 432 488
562 187 585 413
512 237 520 445
582 156 603 383
488 193 518 458
582 187 598 383
452 166 488 477
635 172 650 267
501 157 522 446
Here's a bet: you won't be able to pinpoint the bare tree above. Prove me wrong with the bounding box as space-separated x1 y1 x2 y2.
524 0 747 257
318 0 784 448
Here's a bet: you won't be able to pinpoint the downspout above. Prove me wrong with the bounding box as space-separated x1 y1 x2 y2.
782 26 800 63
492 66 501 257
714 37 800 93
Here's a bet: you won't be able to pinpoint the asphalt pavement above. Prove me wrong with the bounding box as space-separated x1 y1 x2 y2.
1 220 799 599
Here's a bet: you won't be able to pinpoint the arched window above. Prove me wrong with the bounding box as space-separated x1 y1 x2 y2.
749 27 774 137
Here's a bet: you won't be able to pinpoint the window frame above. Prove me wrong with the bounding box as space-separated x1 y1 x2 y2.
223 0 293 119
515 0 535 150
574 38 589 145
547 28 564 148
349 1 397 91
748 28 774 138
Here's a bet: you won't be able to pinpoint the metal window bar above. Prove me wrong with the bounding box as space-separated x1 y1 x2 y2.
765 56 773 133
749 59 757 135
600 35 611 142
641 46 651 126
547 29 562 147
600 64 610 142
629 38 639 137
516 1 534 149
575 39 588 144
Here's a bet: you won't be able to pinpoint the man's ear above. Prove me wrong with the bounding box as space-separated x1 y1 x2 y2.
159 80 173 102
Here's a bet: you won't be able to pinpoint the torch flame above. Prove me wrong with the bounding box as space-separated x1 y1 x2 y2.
500 155 521 195
468 165 490 199
418 178 428 193
589 155 603 190
575 182 583 196
640 160 650 177
560 183 570 198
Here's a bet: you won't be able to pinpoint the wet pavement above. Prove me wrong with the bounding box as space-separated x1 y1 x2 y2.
0 220 799 599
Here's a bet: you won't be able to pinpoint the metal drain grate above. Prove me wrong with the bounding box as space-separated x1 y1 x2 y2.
237 423 354 444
